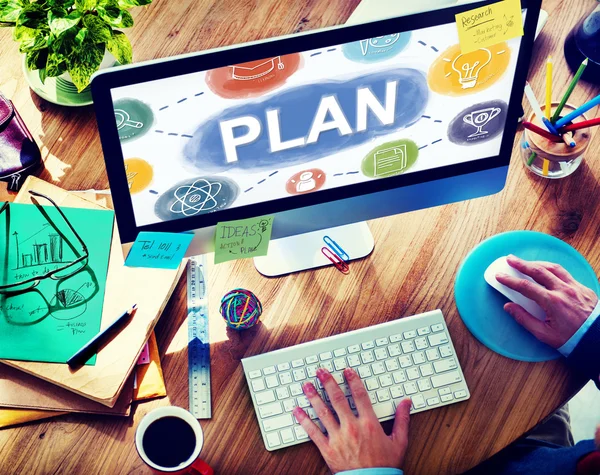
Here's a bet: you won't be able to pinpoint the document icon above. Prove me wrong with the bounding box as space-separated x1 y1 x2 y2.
373 145 407 176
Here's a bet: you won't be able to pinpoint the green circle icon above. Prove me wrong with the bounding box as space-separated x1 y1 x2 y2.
113 98 154 142
361 138 419 178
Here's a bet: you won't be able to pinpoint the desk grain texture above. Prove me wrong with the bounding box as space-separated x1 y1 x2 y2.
0 1 599 474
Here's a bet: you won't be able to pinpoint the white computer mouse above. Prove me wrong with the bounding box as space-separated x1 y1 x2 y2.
484 256 547 321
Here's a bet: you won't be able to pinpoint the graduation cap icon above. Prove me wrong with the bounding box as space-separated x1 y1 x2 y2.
229 56 285 81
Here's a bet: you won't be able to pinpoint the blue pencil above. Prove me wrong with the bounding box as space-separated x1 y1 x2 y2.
555 94 600 129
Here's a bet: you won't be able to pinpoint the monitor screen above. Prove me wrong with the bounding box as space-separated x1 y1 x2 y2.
109 13 525 228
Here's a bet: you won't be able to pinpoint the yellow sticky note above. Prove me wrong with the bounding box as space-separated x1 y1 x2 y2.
456 0 524 54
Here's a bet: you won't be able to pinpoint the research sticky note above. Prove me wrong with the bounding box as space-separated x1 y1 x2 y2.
125 232 193 269
456 0 523 54
215 216 274 264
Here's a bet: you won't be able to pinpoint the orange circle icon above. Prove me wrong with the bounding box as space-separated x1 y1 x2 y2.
285 169 326 195
124 158 154 194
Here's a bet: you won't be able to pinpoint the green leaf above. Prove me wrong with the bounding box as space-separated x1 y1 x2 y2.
67 39 104 91
117 0 151 8
39 67 47 84
26 49 40 69
46 51 67 77
14 24 48 52
75 0 97 11
48 0 75 9
48 9 81 35
74 25 88 44
83 13 111 43
106 29 130 64
97 0 133 27
16 3 48 30
0 0 25 23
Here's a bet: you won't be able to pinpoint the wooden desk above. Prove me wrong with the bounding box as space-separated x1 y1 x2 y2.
0 1 599 474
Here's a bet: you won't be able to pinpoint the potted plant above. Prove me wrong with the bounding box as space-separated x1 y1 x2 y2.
0 0 152 93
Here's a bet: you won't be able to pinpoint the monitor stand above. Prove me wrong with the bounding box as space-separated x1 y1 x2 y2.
254 222 374 277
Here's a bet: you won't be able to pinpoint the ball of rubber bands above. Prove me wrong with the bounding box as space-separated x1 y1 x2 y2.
220 289 262 330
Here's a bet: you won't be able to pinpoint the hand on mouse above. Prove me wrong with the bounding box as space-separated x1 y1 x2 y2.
495 255 598 348
293 367 411 474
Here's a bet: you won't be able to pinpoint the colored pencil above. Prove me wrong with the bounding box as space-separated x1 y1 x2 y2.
552 58 588 123
559 116 600 133
524 82 556 135
542 159 550 176
527 152 537 166
561 131 576 148
545 56 552 120
555 93 600 129
522 121 563 142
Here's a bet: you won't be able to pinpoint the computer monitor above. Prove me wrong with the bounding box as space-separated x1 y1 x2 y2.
92 0 541 275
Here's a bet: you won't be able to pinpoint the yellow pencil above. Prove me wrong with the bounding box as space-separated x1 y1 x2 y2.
542 159 550 176
545 56 553 120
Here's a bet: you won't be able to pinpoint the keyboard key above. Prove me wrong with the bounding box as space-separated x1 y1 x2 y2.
264 366 276 375
321 361 335 372
388 344 401 357
407 368 420 380
431 370 462 388
389 333 403 343
266 375 279 388
319 351 333 361
417 379 432 392
431 323 444 332
263 414 293 432
391 386 404 399
403 382 418 395
283 399 296 412
334 358 347 371
252 379 266 392
277 362 291 371
392 371 407 384
249 370 262 379
280 428 295 444
365 378 380 390
371 362 385 375
289 383 303 396
412 352 426 365
332 372 345 384
439 345 453 358
434 358 457 373
441 394 453 402
279 372 292 385
403 330 417 339
439 387 451 396
294 426 309 440
334 348 347 357
293 368 307 382
454 390 468 399
348 344 361 353
428 333 449 346
415 337 428 350
426 348 440 361
259 402 283 418
375 337 389 346
358 366 372 378
297 396 310 408
374 348 388 360
306 365 318 378
411 394 426 409
373 401 395 418
427 397 440 406
379 374 393 387
369 392 377 405
420 363 434 377
362 341 375 350
256 390 276 405
385 359 399 372
266 432 281 448
306 407 318 419
399 356 412 368
305 355 319 364
347 355 361 367
417 326 431 336
291 359 304 368
276 387 290 400
377 389 391 402
339 383 351 397
401 341 415 353
361 351 375 364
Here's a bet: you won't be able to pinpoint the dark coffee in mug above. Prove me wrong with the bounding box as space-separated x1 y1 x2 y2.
142 416 197 468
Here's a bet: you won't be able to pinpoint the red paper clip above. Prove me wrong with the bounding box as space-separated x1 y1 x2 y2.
321 246 349 274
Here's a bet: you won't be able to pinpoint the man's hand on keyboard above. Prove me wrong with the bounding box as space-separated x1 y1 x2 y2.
293 367 411 474
496 256 598 348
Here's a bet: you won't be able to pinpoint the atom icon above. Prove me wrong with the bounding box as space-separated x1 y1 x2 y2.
170 178 223 216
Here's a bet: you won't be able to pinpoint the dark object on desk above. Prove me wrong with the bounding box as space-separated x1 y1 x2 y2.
142 416 197 469
67 304 137 368
564 4 600 84
0 91 42 191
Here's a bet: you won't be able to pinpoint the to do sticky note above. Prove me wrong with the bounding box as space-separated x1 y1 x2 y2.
456 0 524 54
125 232 193 269
214 216 274 264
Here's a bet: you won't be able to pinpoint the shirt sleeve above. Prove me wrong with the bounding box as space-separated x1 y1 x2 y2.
566 308 600 389
558 300 600 357
338 469 403 475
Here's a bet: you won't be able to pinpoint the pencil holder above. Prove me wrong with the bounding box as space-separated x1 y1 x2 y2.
521 103 591 179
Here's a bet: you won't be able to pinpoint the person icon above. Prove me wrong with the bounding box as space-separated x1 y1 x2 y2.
296 171 316 193
285 169 326 195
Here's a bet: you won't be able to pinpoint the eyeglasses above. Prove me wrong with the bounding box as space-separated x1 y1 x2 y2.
0 191 89 295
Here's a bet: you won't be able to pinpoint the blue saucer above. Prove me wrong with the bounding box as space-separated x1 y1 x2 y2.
455 231 600 362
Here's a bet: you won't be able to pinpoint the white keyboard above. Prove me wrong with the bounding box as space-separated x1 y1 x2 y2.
242 309 470 451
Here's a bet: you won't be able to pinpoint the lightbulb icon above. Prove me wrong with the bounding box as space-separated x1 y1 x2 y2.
451 48 492 89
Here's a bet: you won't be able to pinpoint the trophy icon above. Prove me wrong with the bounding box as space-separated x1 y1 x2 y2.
463 107 501 139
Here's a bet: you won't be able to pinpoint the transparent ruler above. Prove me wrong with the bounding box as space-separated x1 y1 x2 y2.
187 255 211 419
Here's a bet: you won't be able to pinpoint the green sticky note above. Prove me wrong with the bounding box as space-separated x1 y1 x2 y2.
214 216 274 264
125 232 193 269
0 202 114 365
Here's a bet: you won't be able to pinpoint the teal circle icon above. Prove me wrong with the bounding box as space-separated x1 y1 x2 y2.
342 32 411 64
113 98 154 142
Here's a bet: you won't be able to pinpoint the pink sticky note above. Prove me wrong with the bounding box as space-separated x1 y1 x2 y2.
137 343 150 365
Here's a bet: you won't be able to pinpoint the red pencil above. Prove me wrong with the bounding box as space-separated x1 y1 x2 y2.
522 121 562 142
559 117 600 133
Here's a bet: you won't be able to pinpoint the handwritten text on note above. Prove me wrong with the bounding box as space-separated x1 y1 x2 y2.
125 232 193 269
